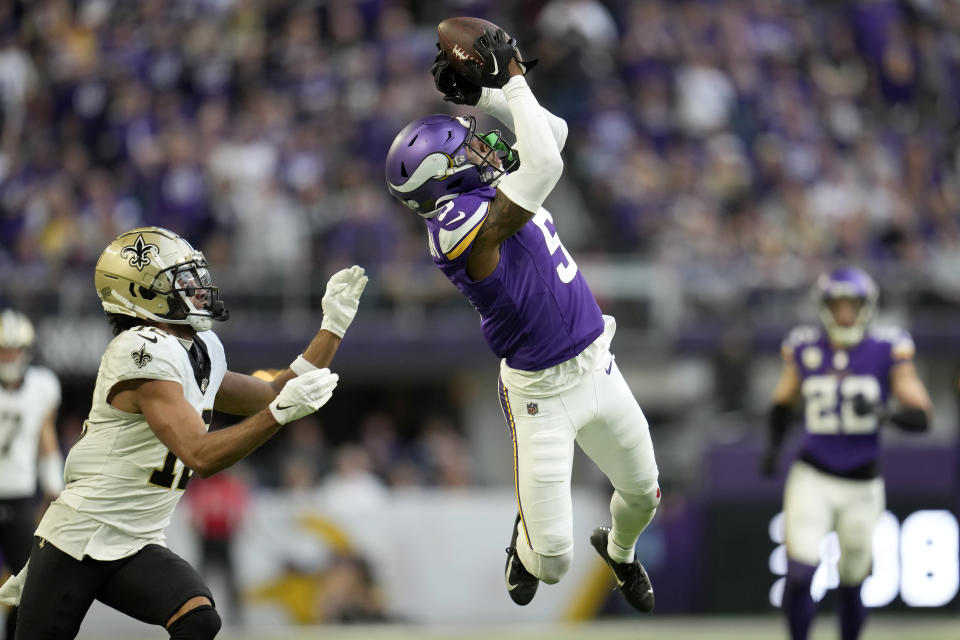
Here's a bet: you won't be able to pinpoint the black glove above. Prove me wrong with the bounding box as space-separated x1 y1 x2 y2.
889 407 929 432
852 394 876 417
473 28 537 88
758 449 779 478
431 49 482 106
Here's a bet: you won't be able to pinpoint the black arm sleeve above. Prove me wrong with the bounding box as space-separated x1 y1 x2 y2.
889 407 929 433
767 403 793 450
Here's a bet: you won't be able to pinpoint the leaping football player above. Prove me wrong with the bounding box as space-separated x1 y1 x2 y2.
385 28 660 611
0 227 367 639
0 309 63 640
760 267 932 640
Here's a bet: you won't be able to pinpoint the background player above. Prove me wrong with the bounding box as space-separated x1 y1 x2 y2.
0 309 63 640
385 28 660 612
0 227 367 639
759 267 933 640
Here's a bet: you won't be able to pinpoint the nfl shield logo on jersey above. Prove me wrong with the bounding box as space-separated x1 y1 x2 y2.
527 402 538 416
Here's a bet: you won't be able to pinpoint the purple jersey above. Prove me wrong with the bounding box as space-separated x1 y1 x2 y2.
783 324 916 474
426 187 604 371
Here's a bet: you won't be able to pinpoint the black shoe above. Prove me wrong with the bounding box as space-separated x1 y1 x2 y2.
589 526 654 613
504 513 539 605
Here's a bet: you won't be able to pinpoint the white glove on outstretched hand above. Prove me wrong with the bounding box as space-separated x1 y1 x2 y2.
269 368 339 425
320 265 368 338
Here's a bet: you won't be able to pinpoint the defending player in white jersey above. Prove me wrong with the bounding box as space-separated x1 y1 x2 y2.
760 267 932 640
0 309 63 640
0 227 367 640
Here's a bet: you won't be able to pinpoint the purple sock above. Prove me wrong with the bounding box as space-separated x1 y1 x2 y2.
783 560 817 640
838 583 867 640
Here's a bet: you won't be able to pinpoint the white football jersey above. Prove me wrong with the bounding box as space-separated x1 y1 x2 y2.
35 326 227 561
0 367 61 498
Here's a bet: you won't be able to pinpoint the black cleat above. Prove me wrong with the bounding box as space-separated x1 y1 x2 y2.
504 513 539 605
590 526 655 613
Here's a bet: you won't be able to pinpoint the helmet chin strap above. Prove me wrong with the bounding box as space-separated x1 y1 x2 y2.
180 293 229 333
819 306 868 347
825 324 865 347
0 357 26 384
187 316 212 332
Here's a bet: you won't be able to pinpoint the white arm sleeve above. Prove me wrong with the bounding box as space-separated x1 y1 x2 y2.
476 87 568 151
494 76 564 214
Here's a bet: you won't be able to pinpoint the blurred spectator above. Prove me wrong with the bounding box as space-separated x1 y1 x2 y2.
187 469 251 626
417 416 474 487
320 445 387 511
0 0 956 318
318 553 389 624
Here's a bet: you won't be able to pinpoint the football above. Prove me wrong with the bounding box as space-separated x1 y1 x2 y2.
437 16 505 85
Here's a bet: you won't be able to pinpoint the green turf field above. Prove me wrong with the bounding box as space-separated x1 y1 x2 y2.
124 616 957 640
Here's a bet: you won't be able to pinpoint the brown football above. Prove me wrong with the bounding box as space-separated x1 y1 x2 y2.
437 16 505 85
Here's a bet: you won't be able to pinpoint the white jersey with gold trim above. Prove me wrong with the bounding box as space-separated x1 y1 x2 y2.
35 326 226 561
0 367 61 498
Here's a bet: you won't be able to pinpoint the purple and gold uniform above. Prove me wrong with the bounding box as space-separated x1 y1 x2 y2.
781 322 914 607
783 324 915 478
426 186 604 371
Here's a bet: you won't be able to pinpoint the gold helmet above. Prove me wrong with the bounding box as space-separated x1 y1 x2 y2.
0 308 35 384
94 227 229 332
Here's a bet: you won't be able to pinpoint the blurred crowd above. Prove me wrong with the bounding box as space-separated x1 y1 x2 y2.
257 410 474 491
0 0 958 316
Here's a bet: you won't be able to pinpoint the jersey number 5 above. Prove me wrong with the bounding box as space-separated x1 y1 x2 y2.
149 408 213 490
802 375 881 434
532 210 578 284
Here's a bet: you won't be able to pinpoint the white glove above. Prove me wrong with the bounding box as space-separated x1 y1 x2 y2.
320 265 368 338
269 368 339 425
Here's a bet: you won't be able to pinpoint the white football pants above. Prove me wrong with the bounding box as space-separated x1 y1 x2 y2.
783 460 885 584
498 356 659 578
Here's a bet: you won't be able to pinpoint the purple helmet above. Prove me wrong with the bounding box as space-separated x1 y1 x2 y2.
385 114 513 216
815 266 878 346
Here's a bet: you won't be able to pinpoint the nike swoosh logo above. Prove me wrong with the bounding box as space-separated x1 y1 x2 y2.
505 559 518 591
139 334 158 343
447 211 465 225
605 362 613 375
490 56 499 76
276 404 293 411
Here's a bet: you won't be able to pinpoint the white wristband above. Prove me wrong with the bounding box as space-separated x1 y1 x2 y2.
290 354 319 376
39 453 64 495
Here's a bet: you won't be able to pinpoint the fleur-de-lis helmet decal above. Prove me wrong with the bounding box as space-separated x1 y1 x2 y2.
94 227 229 332
120 234 160 271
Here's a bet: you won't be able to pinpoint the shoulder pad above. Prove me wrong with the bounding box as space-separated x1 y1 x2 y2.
870 325 915 361
27 366 61 402
106 327 184 382
433 196 490 261
782 325 820 360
